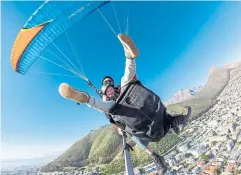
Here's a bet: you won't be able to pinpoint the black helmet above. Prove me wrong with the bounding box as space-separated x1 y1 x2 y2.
102 76 114 85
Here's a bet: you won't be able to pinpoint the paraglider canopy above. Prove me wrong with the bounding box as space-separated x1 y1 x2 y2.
10 0 132 98
11 1 110 75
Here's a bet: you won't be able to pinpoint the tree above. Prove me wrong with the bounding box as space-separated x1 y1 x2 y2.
211 141 217 147
185 153 193 158
200 154 209 161
138 168 146 174
233 167 239 175
216 168 221 175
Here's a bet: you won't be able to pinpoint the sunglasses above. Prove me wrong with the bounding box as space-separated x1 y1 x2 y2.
102 79 114 86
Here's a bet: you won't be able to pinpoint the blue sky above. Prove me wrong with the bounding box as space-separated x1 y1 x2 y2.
1 1 241 160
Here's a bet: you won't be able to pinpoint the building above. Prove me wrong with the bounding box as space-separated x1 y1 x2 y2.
185 158 195 165
168 158 176 167
231 133 238 140
230 123 237 133
178 144 189 152
203 165 217 175
143 163 157 174
208 120 218 128
225 163 235 172
216 157 224 162
197 160 205 168
175 153 185 163
220 172 233 175
227 140 234 151
187 148 201 158
209 136 228 142
206 151 215 159
133 168 141 175
199 145 209 154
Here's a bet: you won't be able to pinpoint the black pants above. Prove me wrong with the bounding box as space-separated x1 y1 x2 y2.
163 110 175 135
131 110 175 150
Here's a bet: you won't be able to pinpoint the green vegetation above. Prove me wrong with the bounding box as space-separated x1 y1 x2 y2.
233 167 239 175
150 133 181 155
211 141 217 147
216 168 221 175
224 158 228 165
41 126 181 174
185 153 193 158
200 154 209 161
98 133 181 174
138 168 146 174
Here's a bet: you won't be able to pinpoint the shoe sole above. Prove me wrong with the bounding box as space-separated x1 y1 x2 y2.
181 106 192 129
118 33 139 58
173 106 192 134
59 83 89 103
185 106 192 120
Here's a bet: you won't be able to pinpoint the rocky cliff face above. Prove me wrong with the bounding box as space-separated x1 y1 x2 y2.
164 86 204 105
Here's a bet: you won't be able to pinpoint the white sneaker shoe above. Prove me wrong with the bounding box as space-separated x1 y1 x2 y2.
59 83 89 104
118 33 139 59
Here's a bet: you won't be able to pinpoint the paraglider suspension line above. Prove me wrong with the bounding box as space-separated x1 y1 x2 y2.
86 80 103 97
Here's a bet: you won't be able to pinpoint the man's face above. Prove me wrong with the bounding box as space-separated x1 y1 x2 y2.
103 78 113 85
103 78 115 98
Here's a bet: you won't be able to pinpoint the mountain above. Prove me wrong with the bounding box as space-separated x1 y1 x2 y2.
167 60 241 120
1 151 62 170
40 125 180 174
40 60 241 174
164 85 204 105
164 60 241 106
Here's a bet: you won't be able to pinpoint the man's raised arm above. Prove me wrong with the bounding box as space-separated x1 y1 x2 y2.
117 34 139 88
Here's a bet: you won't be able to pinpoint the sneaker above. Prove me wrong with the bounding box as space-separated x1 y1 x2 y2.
151 152 168 175
59 83 89 103
171 106 192 135
118 33 139 59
